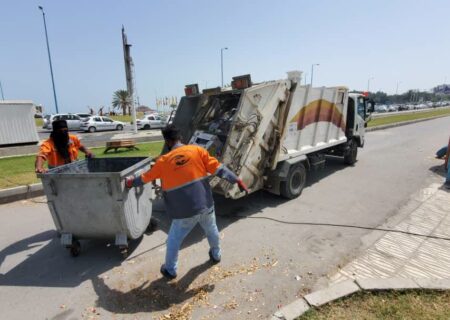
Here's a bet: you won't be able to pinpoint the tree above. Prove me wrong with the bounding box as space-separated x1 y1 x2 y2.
112 90 131 115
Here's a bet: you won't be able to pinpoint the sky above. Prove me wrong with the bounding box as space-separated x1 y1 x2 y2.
1 0 449 114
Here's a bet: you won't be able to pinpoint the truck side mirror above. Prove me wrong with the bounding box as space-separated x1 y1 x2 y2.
367 100 375 113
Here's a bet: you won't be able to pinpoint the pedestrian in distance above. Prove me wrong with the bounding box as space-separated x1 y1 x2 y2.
35 119 94 173
125 124 249 280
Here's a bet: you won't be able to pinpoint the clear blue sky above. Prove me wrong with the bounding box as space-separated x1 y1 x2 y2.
1 0 449 114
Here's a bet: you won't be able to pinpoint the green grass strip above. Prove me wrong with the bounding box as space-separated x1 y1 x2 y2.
0 141 164 189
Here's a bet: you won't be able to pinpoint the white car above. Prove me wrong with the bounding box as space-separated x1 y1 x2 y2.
136 114 165 130
43 114 83 130
80 116 125 133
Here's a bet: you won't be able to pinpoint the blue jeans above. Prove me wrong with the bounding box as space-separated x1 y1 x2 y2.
165 208 220 276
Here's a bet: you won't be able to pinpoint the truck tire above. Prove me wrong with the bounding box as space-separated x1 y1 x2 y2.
344 140 357 165
280 162 307 199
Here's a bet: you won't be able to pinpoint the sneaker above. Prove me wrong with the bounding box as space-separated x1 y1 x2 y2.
160 265 177 280
208 250 221 264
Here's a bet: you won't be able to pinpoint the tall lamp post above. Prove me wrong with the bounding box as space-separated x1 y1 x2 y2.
221 47 228 87
38 6 59 113
311 63 319 86
0 81 4 100
367 76 374 93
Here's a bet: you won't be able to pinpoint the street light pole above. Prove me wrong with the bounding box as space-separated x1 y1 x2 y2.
367 76 374 93
38 6 59 114
221 47 228 87
396 81 402 95
311 64 319 86
0 81 4 100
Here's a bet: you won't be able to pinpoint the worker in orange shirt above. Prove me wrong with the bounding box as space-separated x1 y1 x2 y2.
126 124 249 280
35 119 93 173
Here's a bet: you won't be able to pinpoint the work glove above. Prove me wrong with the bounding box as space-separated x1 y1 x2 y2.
236 179 249 194
125 176 144 189
85 151 95 159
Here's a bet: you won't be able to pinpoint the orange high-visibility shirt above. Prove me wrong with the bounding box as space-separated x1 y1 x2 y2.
141 144 221 191
37 134 82 167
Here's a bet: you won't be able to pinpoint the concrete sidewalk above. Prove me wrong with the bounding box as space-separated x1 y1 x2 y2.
273 181 450 320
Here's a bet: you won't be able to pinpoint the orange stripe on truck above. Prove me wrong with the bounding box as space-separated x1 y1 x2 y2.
290 99 346 131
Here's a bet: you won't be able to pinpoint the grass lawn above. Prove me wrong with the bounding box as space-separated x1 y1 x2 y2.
367 108 450 127
110 113 144 123
0 141 164 189
299 290 450 320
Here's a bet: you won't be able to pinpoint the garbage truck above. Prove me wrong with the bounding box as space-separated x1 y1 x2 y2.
170 71 374 199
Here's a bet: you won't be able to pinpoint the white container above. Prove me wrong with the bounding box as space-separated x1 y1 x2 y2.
0 100 39 146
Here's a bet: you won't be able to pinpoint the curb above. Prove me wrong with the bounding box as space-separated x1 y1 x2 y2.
0 183 44 204
270 277 450 320
366 114 450 132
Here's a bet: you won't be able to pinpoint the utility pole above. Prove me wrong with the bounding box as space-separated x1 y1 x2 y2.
38 6 59 113
122 26 137 133
396 81 401 95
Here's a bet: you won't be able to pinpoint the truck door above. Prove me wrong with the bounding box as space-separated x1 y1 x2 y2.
354 96 368 146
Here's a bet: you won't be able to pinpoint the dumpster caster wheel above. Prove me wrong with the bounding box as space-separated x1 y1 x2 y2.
120 247 129 259
69 240 81 257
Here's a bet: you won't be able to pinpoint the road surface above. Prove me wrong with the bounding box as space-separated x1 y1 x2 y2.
0 117 448 319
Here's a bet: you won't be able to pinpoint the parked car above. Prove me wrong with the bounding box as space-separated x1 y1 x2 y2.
76 113 93 120
43 114 83 130
136 114 165 130
80 116 125 132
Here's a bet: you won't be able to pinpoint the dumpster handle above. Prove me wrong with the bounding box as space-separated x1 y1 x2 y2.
49 180 58 196
106 178 113 196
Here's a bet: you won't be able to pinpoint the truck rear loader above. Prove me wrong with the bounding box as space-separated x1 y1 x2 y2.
170 71 374 199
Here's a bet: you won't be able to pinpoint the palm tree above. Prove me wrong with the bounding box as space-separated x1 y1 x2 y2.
112 90 131 115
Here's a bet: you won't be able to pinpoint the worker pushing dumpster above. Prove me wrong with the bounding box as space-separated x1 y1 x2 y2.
38 157 154 257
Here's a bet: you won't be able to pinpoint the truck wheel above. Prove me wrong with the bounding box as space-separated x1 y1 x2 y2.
344 140 358 165
280 162 307 199
69 240 81 257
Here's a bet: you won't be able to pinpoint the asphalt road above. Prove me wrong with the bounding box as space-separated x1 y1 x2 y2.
0 117 449 319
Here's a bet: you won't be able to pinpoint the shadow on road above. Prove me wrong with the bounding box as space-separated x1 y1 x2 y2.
0 231 145 288
92 261 214 314
152 156 349 249
429 163 447 179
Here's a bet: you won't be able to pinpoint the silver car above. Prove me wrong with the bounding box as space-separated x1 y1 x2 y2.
80 116 125 133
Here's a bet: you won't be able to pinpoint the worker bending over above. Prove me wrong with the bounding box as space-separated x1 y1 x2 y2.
35 119 93 173
126 124 248 280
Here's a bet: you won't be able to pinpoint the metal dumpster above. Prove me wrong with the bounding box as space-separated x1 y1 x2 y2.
38 157 153 257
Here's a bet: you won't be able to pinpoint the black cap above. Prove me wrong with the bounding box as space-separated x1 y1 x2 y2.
52 119 68 131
